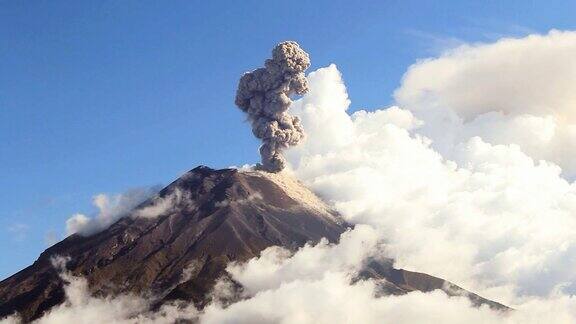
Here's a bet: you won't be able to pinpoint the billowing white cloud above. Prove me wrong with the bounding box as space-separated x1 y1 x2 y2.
200 273 502 324
64 186 196 236
227 225 379 295
1 257 199 324
66 187 159 236
283 43 576 319
394 30 576 177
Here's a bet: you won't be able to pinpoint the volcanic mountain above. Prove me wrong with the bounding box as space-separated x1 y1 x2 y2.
0 166 507 321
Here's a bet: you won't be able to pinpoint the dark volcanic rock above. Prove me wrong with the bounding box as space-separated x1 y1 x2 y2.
358 259 509 310
0 166 507 322
0 166 345 321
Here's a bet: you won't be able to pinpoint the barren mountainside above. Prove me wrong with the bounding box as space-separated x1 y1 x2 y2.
0 166 507 322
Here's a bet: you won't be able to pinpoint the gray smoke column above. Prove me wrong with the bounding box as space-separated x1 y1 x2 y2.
235 41 311 172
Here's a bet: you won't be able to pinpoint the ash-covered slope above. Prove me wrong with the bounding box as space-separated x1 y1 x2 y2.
0 166 507 321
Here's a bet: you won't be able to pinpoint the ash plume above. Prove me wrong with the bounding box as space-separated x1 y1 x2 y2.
235 41 311 172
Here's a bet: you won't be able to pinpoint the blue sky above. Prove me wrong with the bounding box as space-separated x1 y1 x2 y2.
1 0 574 279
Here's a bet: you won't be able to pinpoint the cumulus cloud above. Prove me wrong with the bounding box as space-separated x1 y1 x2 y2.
394 30 576 177
199 225 576 324
288 61 576 303
281 38 576 320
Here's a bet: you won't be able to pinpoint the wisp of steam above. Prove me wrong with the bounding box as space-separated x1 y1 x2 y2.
235 41 310 172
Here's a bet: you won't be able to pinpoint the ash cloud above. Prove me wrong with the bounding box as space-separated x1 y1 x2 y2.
235 41 310 172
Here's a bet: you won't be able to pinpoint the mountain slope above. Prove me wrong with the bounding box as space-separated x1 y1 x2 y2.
0 166 507 321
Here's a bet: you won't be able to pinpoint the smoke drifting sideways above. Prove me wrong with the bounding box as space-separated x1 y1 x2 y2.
235 41 311 172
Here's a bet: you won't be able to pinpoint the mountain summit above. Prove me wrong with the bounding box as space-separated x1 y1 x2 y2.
0 166 507 321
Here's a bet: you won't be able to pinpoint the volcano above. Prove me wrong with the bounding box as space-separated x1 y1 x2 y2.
0 166 507 321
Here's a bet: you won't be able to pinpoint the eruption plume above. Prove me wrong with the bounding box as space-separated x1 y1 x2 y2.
235 41 311 172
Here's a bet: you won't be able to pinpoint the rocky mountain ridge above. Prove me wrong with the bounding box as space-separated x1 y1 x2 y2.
0 166 507 322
